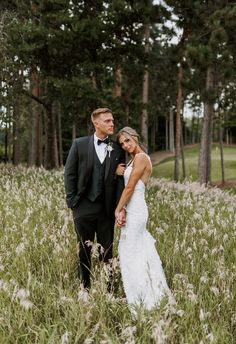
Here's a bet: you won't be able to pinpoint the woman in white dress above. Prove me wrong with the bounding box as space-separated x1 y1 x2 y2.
115 127 172 314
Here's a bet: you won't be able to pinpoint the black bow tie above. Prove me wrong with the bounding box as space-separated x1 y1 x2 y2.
97 138 109 145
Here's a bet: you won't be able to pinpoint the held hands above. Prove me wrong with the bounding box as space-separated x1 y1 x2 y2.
115 163 126 176
115 208 126 228
115 164 126 227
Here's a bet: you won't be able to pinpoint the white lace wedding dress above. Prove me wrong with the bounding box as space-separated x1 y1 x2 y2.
118 153 172 313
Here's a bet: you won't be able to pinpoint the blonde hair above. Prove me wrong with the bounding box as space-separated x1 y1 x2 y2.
91 107 112 120
117 126 139 142
117 126 147 152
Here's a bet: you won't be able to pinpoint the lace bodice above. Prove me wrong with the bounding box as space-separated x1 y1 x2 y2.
123 153 151 216
123 163 147 220
124 152 152 187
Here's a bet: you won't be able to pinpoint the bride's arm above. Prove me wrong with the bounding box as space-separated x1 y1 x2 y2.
115 155 147 217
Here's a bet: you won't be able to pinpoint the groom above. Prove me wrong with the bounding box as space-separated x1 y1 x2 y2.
64 108 125 289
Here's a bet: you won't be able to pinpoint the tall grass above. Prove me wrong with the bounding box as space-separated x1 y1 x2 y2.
0 165 235 343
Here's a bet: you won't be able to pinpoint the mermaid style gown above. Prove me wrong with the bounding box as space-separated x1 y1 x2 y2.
118 153 172 312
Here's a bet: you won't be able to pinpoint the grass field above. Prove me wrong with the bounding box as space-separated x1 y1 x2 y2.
152 145 236 184
0 165 235 343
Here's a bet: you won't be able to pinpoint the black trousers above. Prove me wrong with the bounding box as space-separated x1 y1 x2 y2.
73 197 115 289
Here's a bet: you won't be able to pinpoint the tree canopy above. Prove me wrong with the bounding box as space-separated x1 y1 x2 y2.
0 0 236 175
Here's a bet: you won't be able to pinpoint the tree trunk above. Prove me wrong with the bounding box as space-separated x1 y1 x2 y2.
183 118 187 145
196 112 201 142
198 66 215 184
38 111 43 166
225 112 229 144
169 107 175 153
4 125 8 163
141 23 150 150
125 104 129 125
191 115 195 144
112 66 122 98
124 81 131 125
91 72 97 90
174 64 184 181
52 101 59 168
13 67 24 165
13 103 21 165
72 123 76 141
165 116 169 150
219 116 225 184
225 129 229 144
151 119 156 152
28 70 42 166
57 102 63 166
44 102 58 169
27 5 42 167
180 120 186 178
173 21 191 179
229 131 233 144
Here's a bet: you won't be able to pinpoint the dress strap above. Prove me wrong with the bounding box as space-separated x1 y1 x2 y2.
127 158 133 167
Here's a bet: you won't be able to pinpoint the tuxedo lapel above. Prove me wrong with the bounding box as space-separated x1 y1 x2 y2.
105 140 114 180
105 154 111 180
86 136 94 181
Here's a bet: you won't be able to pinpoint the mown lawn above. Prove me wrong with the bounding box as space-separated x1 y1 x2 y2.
152 145 236 184
0 165 235 343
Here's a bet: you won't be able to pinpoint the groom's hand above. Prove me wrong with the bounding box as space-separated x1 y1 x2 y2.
115 163 125 176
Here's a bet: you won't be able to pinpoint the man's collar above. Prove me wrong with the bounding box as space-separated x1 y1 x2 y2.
94 133 108 143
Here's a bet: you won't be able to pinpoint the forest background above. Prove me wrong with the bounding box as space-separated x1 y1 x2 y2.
0 0 236 184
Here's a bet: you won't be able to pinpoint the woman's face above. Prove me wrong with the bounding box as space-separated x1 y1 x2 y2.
119 133 137 154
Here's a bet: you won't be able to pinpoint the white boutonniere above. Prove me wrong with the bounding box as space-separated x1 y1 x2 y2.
106 142 114 158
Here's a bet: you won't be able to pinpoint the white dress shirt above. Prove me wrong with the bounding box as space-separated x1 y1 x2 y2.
94 134 108 163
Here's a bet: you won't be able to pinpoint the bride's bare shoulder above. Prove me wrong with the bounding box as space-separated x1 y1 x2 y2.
133 153 151 166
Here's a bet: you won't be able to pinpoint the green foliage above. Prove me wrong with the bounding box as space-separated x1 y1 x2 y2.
2 0 167 141
1 0 236 166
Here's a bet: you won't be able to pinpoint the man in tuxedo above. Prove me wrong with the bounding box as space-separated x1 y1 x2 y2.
64 108 125 289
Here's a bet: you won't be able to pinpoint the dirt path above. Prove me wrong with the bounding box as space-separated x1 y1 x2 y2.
149 144 198 164
149 150 174 165
213 180 236 190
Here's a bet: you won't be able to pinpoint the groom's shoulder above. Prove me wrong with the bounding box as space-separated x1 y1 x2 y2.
74 136 92 145
110 139 125 158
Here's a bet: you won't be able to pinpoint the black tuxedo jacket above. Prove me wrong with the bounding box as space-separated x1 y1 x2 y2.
64 135 125 216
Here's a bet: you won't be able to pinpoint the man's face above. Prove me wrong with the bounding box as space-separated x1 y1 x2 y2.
93 112 114 137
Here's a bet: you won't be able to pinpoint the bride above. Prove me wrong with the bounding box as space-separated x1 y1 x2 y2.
115 127 172 314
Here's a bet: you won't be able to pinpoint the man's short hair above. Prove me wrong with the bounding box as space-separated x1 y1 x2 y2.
91 107 112 120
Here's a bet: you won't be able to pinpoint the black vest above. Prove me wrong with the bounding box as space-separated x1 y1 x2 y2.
86 150 106 202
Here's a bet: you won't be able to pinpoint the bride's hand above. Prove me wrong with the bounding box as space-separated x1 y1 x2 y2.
115 208 126 228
